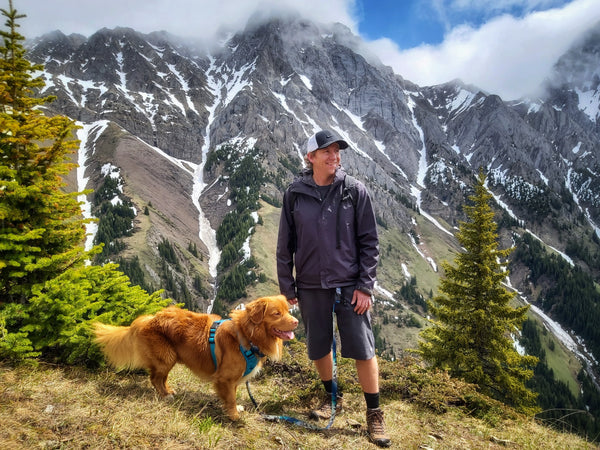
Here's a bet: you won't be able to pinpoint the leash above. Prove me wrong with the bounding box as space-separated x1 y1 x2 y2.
248 288 341 431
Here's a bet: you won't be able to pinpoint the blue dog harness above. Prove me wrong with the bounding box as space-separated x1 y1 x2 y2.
209 319 265 377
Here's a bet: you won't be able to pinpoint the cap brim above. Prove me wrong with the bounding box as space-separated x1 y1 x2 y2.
318 139 348 150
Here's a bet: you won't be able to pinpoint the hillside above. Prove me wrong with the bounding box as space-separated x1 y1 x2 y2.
25 12 600 366
1 341 596 449
12 4 600 442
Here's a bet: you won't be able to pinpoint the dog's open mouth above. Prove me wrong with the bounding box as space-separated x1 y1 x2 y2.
271 327 295 340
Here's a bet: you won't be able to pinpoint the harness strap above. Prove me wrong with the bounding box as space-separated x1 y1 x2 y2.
209 319 265 376
240 344 265 377
336 175 357 249
209 319 228 370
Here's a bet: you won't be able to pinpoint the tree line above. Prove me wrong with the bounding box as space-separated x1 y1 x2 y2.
207 144 266 315
512 232 600 363
521 318 600 437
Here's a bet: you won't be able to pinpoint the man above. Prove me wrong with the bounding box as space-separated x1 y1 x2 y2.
276 129 391 447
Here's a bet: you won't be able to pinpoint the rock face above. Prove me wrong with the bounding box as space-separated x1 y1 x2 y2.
30 18 600 232
26 15 600 349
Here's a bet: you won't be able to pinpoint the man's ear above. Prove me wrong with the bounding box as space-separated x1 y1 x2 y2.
306 151 315 164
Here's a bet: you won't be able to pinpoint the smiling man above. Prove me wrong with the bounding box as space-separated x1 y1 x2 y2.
277 130 390 447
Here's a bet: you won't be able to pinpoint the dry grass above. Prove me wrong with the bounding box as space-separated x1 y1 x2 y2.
1 342 597 449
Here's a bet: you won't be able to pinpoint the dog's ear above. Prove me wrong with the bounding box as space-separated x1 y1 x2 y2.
249 298 267 324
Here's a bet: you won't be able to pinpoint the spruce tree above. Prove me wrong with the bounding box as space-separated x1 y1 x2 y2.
0 3 171 363
418 169 539 413
0 0 87 301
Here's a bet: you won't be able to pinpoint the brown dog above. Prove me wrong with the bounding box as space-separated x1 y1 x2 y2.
93 295 298 420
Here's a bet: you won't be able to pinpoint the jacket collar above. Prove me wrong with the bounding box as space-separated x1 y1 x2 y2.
297 167 345 189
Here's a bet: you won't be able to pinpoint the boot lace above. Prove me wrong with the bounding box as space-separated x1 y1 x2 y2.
368 409 385 434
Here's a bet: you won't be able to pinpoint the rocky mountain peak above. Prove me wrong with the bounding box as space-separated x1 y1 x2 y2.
25 18 600 359
551 21 600 92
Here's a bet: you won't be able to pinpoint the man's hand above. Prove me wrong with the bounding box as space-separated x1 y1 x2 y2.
288 297 298 305
351 289 372 315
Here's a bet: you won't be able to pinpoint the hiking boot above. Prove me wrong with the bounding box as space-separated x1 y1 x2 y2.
309 394 343 420
366 408 391 447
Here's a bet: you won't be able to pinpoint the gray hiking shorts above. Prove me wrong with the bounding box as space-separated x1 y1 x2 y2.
297 286 375 361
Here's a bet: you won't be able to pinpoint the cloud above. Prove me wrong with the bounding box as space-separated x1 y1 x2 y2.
18 0 357 40
16 0 600 101
366 0 600 100
448 0 563 15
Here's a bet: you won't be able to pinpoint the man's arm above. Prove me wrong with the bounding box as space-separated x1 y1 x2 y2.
355 184 379 295
276 190 297 300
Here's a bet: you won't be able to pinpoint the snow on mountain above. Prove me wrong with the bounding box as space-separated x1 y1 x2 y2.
26 17 600 369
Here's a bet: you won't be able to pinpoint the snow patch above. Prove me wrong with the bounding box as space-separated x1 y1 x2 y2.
76 120 109 252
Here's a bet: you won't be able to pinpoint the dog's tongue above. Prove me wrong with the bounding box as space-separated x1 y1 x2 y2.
273 328 295 340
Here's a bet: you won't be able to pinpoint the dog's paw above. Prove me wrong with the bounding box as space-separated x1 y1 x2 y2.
164 393 175 401
225 405 244 421
227 411 241 421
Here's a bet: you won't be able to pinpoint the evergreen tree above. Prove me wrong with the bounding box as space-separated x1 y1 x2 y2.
0 3 170 364
20 263 170 365
0 0 87 301
418 169 539 413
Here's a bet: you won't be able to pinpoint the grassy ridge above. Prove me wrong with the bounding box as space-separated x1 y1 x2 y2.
245 200 281 300
0 340 595 449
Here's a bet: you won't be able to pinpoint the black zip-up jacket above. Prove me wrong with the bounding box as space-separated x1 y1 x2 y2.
276 167 379 300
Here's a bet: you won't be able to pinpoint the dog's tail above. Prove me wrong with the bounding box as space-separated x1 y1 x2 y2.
93 321 147 370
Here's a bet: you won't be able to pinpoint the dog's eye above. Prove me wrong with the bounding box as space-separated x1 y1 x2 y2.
272 310 281 316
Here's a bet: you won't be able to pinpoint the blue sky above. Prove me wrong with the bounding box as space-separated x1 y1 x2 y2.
355 0 578 49
356 0 447 48
17 0 600 100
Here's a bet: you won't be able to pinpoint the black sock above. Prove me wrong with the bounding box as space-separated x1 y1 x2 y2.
364 392 380 409
322 379 341 397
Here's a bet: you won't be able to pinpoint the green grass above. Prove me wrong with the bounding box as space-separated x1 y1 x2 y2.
245 200 281 300
526 312 582 397
1 342 596 449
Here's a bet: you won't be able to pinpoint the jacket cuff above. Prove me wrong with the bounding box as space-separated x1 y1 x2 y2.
283 289 297 300
357 286 373 296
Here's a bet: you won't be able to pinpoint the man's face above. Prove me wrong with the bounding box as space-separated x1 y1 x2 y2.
308 143 341 178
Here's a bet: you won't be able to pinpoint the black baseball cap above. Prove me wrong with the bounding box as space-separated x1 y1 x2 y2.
306 130 349 154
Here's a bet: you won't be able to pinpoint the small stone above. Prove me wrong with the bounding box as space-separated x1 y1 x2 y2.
346 418 361 428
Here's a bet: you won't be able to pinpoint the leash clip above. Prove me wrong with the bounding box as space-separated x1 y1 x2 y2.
334 287 342 303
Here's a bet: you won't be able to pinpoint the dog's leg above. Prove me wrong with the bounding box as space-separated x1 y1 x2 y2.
214 379 240 420
149 364 176 398
147 347 177 397
140 336 178 398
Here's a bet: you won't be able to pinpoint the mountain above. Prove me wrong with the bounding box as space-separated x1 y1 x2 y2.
26 15 600 386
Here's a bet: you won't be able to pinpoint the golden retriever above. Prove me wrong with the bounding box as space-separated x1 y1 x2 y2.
93 295 298 420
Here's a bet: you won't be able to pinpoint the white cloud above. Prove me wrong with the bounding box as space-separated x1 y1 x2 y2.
366 0 600 100
16 0 600 101
19 0 357 40
449 0 562 13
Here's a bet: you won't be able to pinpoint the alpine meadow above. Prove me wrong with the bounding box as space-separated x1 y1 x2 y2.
2 0 600 447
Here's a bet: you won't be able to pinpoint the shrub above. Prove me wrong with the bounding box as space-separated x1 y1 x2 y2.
13 264 171 366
